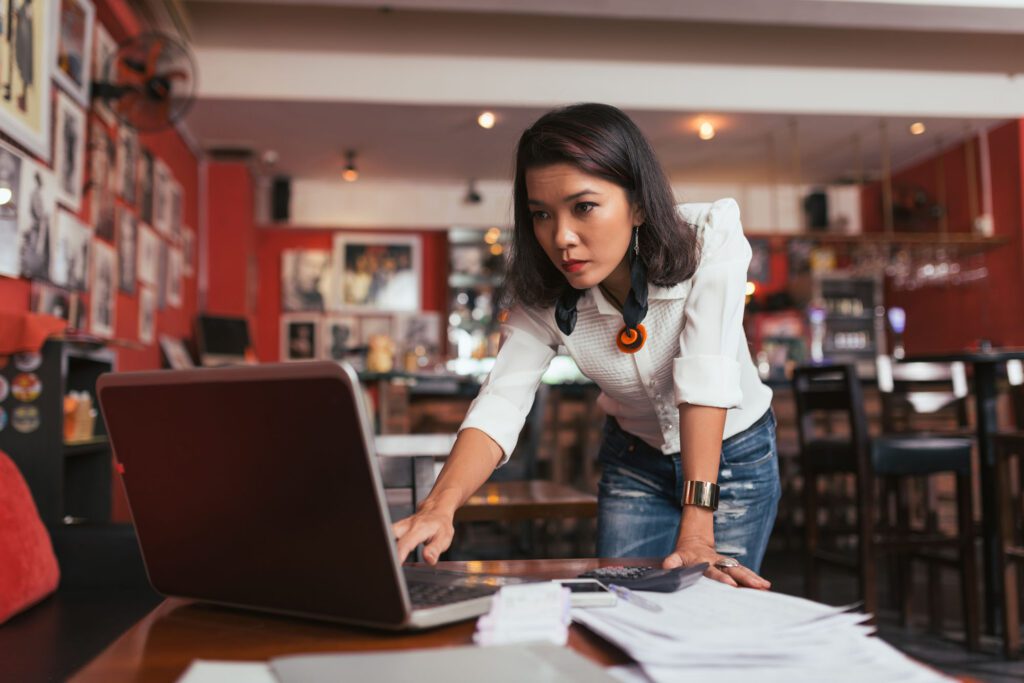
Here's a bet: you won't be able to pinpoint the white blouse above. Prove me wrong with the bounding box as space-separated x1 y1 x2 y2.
459 198 774 465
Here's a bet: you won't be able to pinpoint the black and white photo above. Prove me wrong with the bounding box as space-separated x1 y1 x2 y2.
90 119 116 240
91 22 116 126
138 147 154 224
89 238 116 337
152 158 171 236
321 315 359 361
137 222 158 286
116 124 138 206
54 0 94 106
138 286 155 344
117 208 137 294
53 90 85 212
0 143 23 278
167 245 182 308
281 249 329 312
17 161 55 281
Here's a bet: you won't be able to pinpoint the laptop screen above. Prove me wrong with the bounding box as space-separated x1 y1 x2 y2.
98 362 409 627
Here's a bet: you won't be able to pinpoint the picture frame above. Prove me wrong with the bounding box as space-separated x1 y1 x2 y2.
358 313 393 346
138 286 155 344
280 315 319 362
117 207 136 294
91 22 116 126
182 226 195 276
136 222 158 286
331 233 421 312
0 142 25 278
166 245 182 308
89 237 116 338
54 0 94 107
116 123 138 206
50 207 88 288
152 157 172 236
159 334 194 369
395 311 442 356
0 0 59 161
281 248 330 312
17 159 56 281
30 280 72 321
89 118 116 241
53 89 85 212
321 315 359 362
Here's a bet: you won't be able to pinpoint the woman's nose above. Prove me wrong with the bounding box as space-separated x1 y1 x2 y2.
552 219 579 250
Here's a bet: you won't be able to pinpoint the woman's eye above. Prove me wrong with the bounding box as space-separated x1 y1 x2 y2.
531 210 550 221
575 202 597 214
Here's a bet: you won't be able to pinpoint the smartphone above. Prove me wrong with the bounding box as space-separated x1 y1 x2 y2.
553 578 618 608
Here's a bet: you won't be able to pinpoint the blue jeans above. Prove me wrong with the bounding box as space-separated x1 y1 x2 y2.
596 409 781 573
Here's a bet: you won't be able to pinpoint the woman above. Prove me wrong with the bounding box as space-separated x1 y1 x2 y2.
394 103 779 589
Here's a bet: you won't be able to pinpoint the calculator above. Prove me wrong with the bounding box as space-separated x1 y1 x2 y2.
576 563 707 592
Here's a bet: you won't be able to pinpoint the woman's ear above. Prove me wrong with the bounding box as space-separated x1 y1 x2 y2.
631 205 645 228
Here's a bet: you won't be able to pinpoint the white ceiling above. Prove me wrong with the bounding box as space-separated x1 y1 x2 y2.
178 2 1018 186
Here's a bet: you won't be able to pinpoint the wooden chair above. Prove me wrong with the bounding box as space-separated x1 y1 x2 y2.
993 433 1024 658
793 363 979 650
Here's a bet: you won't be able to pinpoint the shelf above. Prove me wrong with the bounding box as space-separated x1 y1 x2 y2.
64 435 110 457
448 274 503 288
748 231 1009 253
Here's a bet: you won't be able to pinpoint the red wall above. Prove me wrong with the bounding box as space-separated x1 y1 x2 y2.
255 227 448 361
859 121 1023 353
205 163 257 319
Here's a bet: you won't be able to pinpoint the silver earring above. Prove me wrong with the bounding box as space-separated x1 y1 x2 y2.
633 225 640 256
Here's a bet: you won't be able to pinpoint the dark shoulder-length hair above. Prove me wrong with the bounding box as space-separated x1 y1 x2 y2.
503 103 699 309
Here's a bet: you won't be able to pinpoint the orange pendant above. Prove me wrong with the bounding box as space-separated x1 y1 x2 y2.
616 324 647 354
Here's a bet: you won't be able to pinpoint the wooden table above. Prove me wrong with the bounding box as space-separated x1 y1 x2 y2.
902 348 1024 634
454 481 598 522
69 558 641 683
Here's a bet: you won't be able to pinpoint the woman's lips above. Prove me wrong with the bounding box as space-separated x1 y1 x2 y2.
561 260 587 273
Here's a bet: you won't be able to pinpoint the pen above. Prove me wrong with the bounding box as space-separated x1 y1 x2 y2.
607 584 663 613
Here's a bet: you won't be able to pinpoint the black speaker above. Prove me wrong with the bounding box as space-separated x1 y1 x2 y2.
803 190 828 231
271 176 291 222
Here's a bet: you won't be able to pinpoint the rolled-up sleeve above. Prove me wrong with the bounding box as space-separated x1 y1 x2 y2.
458 305 558 465
674 198 750 409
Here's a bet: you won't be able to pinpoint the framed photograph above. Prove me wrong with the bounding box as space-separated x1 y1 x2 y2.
89 238 116 338
159 335 194 369
0 0 58 161
138 147 153 224
395 312 442 356
168 178 182 242
138 286 155 344
280 316 319 362
116 124 138 205
54 0 94 106
117 207 136 294
182 226 195 276
155 238 168 308
167 245 182 308
91 22 116 126
30 280 72 320
89 118 116 240
137 222 158 286
0 142 24 278
321 315 359 362
152 157 171 236
53 89 85 212
281 248 329 312
331 233 420 311
358 314 393 346
17 160 56 281
49 207 84 287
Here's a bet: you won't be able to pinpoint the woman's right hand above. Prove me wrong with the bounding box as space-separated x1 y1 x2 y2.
391 505 456 565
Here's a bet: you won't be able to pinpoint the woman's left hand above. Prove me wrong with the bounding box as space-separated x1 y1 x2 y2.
662 537 771 590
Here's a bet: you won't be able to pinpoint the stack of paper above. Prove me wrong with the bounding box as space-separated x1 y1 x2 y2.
571 577 952 683
473 582 572 646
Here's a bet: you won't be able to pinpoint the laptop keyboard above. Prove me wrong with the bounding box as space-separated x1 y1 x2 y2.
407 581 498 609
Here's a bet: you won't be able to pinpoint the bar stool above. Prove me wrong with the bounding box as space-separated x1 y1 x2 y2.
994 433 1024 657
793 363 980 649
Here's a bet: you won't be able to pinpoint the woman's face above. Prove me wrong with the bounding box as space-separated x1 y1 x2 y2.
526 163 640 293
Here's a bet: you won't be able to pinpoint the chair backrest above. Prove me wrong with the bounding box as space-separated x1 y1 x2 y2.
792 363 871 466
875 357 969 433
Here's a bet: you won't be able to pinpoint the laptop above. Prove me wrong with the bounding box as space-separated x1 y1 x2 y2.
97 361 505 630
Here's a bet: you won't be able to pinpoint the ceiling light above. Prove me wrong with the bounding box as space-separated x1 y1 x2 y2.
484 227 501 244
489 243 503 256
0 186 11 205
477 111 496 129
745 281 757 296
909 122 926 135
698 121 715 141
342 149 359 182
